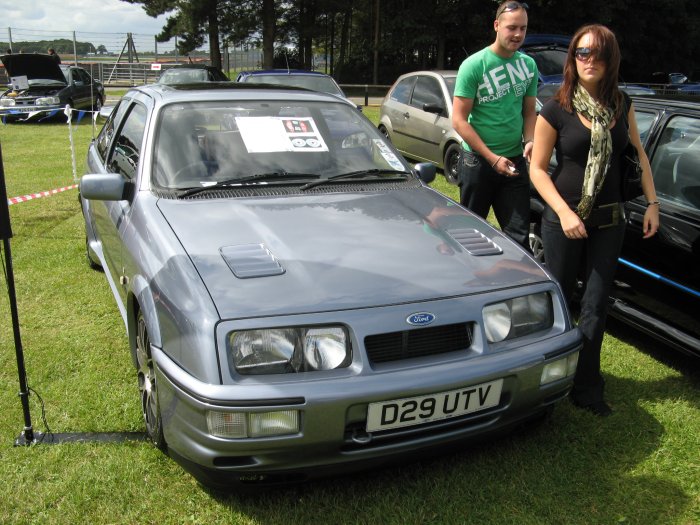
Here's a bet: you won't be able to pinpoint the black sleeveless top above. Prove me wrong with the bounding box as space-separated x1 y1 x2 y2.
539 95 629 207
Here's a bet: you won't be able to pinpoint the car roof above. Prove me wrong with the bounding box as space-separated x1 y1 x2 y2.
0 53 65 82
163 64 219 70
125 82 351 104
523 34 571 48
238 69 333 77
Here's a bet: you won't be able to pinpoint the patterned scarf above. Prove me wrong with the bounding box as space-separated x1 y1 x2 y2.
572 84 615 219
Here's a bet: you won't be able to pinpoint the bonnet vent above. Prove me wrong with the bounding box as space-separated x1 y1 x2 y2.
220 244 285 279
447 228 503 256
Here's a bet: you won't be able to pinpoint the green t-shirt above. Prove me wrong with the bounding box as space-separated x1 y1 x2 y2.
454 47 538 157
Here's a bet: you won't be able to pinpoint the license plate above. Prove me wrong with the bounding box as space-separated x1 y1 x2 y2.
366 379 503 432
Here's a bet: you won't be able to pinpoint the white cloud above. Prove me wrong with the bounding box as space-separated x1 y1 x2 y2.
1 0 171 42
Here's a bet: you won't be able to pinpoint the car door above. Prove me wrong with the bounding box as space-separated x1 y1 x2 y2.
68 68 90 109
383 75 416 152
403 75 451 164
617 110 700 350
88 101 148 310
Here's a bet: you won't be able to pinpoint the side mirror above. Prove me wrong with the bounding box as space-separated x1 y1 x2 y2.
98 106 114 121
414 162 436 184
80 173 134 201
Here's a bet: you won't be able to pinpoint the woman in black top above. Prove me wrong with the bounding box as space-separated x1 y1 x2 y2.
530 24 659 416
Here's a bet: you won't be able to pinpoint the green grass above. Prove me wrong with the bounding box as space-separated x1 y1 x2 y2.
0 116 698 524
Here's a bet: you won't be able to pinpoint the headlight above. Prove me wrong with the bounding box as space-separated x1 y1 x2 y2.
0 98 16 107
483 292 553 343
229 325 351 375
35 96 60 106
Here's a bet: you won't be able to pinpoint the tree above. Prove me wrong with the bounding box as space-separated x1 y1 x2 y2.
122 0 224 68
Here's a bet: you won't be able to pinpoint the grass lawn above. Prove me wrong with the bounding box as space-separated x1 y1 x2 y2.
0 113 698 524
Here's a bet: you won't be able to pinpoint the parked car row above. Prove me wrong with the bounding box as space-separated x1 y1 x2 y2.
79 81 582 488
529 95 700 359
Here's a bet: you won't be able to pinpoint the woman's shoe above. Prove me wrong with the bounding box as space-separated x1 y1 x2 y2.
572 399 612 417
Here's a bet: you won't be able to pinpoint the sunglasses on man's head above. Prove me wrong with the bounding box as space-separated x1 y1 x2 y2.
575 47 600 61
497 1 529 17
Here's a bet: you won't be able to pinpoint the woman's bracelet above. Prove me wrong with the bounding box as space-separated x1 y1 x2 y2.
491 156 502 168
647 201 660 207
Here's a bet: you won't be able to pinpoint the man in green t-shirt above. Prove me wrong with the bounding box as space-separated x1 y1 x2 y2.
452 1 538 250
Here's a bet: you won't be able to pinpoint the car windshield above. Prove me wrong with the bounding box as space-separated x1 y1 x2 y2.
159 69 211 84
246 74 344 96
152 99 409 190
526 47 567 77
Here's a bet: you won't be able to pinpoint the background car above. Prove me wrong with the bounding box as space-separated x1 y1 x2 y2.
79 82 582 489
378 70 461 184
521 34 571 85
155 63 230 85
235 69 354 106
529 94 700 359
0 53 104 121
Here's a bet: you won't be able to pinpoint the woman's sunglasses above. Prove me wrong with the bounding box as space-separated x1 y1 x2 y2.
575 47 600 61
496 1 529 17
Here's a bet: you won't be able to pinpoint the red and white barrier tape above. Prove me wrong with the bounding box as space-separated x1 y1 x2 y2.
8 184 79 205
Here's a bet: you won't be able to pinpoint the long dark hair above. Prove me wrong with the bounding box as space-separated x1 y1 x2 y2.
556 24 624 117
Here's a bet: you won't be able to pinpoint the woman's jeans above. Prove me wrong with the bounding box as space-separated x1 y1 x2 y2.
457 150 531 250
541 211 626 405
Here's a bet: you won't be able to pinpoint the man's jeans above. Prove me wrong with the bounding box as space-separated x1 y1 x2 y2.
541 213 626 405
457 150 531 250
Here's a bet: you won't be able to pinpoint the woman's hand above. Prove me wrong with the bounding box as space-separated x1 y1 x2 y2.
559 208 588 239
642 204 660 238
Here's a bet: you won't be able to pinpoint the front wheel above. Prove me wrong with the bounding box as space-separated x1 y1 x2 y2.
529 221 544 263
136 310 166 449
443 143 461 185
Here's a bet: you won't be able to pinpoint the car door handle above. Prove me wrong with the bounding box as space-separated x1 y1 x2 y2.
403 112 410 119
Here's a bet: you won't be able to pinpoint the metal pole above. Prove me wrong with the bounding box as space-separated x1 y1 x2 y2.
73 31 78 65
7 27 12 52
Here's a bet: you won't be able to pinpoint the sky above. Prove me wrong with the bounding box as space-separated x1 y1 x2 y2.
1 0 169 38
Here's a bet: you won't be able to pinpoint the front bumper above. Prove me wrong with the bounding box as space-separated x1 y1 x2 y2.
153 323 581 488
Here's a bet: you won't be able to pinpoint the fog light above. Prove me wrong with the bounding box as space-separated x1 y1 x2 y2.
249 410 299 437
541 352 579 385
207 410 300 438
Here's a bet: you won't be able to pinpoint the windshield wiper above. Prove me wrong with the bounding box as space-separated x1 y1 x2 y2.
299 169 412 191
179 172 321 197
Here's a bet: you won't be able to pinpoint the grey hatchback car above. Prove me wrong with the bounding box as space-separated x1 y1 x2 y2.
379 70 462 183
79 82 581 488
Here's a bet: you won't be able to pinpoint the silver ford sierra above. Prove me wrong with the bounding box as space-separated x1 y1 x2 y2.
79 83 581 489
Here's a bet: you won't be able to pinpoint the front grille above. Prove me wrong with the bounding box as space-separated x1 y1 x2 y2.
365 322 472 364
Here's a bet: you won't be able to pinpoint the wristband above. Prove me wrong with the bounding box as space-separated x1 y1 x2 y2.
491 156 502 168
647 201 659 207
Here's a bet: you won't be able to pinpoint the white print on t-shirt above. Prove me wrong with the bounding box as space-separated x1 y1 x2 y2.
477 57 534 103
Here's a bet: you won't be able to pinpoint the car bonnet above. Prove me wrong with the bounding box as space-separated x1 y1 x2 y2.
1 54 65 83
157 190 549 319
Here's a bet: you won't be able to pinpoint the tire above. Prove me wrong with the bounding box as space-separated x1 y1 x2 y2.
93 96 103 112
136 310 166 450
443 143 461 185
378 125 391 141
529 220 545 263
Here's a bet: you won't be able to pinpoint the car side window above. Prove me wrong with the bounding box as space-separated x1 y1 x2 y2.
390 77 415 105
649 115 700 210
96 101 130 160
410 76 444 113
633 109 656 145
107 103 148 180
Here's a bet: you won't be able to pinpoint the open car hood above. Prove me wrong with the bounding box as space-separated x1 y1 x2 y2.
1 54 65 83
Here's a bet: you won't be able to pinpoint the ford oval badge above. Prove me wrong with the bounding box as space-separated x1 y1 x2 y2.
406 312 436 326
